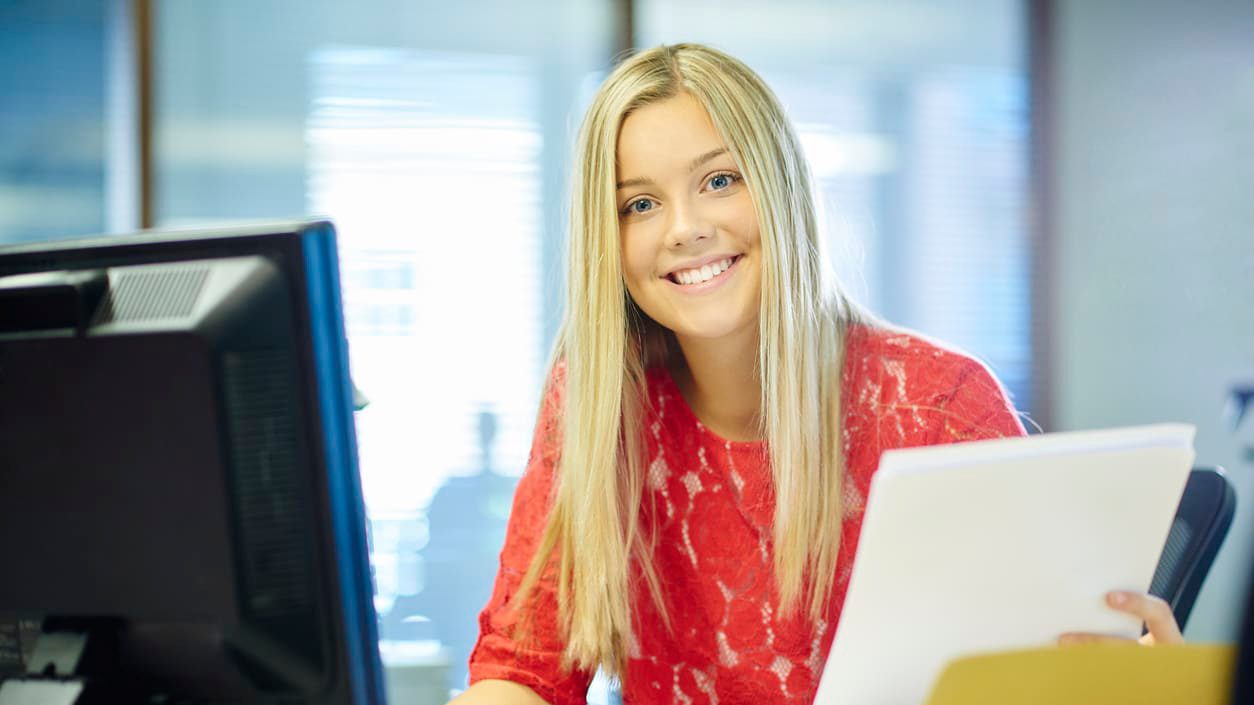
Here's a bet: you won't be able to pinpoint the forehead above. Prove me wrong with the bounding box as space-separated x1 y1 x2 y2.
616 93 727 175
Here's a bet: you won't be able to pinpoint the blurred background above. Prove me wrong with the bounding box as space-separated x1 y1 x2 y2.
1 0 1250 702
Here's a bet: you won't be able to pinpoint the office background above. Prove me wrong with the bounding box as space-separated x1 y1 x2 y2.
2 0 1250 700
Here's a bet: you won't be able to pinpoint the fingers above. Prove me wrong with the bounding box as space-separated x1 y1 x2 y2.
1106 591 1184 645
1057 592 1184 647
1057 632 1134 646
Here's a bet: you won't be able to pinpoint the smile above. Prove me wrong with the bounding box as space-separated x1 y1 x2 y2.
667 255 742 286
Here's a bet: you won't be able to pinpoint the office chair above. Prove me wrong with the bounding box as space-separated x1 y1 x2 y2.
1232 559 1254 705
1148 467 1237 630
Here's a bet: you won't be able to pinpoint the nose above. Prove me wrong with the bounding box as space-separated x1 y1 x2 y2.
663 198 713 249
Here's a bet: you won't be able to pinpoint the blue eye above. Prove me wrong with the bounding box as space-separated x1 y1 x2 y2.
707 173 738 191
623 198 655 215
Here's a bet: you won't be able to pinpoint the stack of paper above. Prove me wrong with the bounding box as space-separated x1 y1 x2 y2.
813 424 1196 705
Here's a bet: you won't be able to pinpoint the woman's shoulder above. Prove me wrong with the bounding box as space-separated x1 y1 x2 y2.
843 322 1026 443
845 323 987 388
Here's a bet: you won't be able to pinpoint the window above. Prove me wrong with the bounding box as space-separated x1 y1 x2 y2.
0 0 107 244
154 3 617 698
307 46 546 691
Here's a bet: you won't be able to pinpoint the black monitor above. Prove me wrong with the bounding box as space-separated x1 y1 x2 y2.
0 221 385 704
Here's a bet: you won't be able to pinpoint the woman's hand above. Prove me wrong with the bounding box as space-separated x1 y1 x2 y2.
1058 591 1184 646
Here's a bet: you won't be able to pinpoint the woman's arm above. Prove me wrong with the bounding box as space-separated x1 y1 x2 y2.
448 679 552 705
462 362 592 703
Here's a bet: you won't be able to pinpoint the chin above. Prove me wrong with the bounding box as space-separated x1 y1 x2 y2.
669 314 757 342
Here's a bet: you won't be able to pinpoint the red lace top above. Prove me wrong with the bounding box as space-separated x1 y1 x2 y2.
468 325 1026 704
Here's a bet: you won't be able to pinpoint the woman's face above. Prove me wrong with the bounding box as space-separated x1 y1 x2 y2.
616 92 762 346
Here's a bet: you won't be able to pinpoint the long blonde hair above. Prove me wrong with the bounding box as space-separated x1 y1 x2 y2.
514 43 864 679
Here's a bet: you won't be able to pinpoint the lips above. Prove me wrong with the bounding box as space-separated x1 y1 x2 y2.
664 254 743 285
662 254 743 293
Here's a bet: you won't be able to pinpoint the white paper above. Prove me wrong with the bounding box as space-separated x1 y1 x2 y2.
0 681 83 705
813 424 1196 705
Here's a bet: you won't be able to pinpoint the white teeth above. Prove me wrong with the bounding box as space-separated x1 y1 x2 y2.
672 257 735 286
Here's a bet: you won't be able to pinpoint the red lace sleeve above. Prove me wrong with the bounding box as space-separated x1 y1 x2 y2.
467 362 592 705
927 357 1028 444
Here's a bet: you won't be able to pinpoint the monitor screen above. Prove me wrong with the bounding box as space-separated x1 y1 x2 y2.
0 220 384 705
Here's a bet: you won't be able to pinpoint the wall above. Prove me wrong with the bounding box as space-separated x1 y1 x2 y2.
1052 0 1254 640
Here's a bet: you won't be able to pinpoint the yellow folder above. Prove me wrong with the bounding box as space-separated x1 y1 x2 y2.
925 643 1235 705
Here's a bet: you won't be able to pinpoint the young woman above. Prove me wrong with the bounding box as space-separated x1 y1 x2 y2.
451 43 1182 705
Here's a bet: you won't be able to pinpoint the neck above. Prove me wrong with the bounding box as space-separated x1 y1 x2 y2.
669 324 763 442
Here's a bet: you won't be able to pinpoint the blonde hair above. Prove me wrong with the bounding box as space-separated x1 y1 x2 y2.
514 43 865 678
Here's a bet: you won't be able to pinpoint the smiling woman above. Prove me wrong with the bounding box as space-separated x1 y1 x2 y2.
449 42 1023 705
450 44 1176 705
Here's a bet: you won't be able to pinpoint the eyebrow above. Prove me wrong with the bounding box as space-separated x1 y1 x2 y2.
616 148 729 190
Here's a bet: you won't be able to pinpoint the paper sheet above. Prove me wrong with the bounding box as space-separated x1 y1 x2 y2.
0 681 83 705
813 424 1196 705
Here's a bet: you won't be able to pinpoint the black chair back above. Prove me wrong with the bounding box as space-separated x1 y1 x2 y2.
1232 559 1253 705
1148 467 1237 629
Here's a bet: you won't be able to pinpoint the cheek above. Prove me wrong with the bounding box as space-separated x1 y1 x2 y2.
732 200 761 246
620 226 656 286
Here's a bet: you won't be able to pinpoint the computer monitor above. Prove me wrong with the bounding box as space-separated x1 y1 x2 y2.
0 221 384 704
